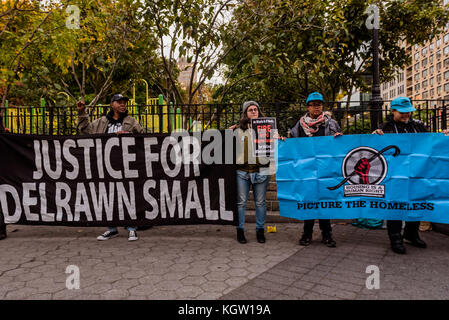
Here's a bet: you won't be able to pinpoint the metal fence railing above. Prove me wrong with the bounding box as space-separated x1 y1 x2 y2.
1 100 448 136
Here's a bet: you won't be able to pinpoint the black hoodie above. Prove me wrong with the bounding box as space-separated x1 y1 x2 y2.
105 110 128 133
379 118 427 134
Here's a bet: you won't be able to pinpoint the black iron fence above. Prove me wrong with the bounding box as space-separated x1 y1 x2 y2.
1 100 448 136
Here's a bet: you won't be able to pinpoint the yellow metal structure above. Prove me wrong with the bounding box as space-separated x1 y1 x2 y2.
5 106 76 135
4 95 189 134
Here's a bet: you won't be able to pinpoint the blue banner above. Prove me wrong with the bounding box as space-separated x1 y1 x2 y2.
276 133 449 223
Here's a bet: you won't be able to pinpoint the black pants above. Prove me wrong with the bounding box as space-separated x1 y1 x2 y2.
304 219 332 235
387 220 420 238
0 211 5 238
0 224 6 238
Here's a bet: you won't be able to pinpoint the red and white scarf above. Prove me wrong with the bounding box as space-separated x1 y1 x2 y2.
299 113 328 136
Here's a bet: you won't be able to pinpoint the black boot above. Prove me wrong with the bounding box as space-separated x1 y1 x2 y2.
256 228 265 243
299 233 312 246
390 233 406 254
404 232 427 248
322 232 336 247
0 225 6 240
236 228 247 244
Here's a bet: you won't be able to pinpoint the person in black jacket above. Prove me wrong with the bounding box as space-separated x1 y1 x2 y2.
373 97 449 254
290 92 342 247
0 118 7 240
0 215 5 240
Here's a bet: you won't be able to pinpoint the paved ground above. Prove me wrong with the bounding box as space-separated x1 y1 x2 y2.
0 222 448 300
223 224 449 300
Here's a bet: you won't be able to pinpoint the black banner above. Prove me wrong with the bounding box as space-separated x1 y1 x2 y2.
0 132 238 227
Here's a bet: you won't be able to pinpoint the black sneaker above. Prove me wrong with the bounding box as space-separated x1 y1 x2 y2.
97 230 119 241
299 233 312 246
321 233 336 247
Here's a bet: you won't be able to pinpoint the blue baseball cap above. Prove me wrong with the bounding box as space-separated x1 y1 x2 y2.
390 97 416 113
306 92 324 105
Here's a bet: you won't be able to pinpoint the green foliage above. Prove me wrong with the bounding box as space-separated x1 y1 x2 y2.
1 0 161 106
216 0 449 103
343 118 373 134
142 0 236 104
2 0 449 109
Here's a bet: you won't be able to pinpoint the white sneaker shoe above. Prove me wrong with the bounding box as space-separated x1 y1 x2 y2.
128 230 138 241
97 230 119 241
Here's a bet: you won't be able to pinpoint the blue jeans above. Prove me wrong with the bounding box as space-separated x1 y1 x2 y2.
108 227 137 232
236 170 270 230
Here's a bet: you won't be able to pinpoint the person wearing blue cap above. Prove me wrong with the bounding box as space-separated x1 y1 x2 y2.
373 96 449 254
290 92 342 247
373 97 423 135
290 92 342 138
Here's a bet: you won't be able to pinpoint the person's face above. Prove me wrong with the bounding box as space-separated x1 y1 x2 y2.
246 105 259 119
392 110 411 123
307 101 323 118
111 99 128 114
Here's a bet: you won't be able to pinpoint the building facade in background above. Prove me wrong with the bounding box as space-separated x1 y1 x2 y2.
382 0 449 104
177 57 197 89
406 31 449 101
381 68 405 102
